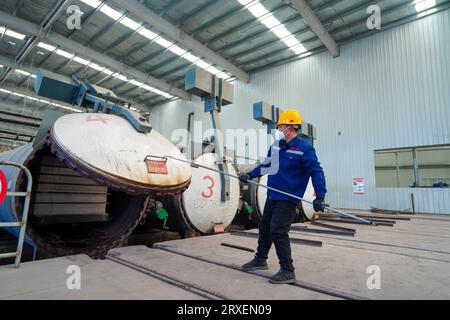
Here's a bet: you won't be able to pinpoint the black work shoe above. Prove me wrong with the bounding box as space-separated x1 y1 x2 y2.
241 259 268 271
269 269 296 284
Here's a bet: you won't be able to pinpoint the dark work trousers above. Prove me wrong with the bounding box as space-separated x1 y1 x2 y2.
255 199 297 272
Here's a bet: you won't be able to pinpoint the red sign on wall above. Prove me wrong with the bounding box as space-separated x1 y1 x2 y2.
353 178 365 194
0 170 7 205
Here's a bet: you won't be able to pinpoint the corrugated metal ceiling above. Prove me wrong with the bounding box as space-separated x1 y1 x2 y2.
0 0 449 111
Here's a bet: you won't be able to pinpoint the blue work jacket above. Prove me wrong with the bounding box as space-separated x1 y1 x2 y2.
248 136 327 205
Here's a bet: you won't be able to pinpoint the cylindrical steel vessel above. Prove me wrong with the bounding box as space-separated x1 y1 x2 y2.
0 113 191 258
239 176 317 228
157 153 240 237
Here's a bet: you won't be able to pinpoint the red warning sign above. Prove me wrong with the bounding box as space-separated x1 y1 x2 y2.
0 169 7 205
144 156 168 175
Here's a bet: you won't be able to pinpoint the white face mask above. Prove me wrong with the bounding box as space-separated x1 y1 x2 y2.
274 128 287 141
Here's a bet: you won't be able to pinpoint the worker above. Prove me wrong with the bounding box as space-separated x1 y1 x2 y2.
238 109 327 284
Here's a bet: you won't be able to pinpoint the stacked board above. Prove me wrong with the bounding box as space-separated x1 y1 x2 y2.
30 155 109 224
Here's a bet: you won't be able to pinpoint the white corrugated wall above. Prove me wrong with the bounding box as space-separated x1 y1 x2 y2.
150 9 450 214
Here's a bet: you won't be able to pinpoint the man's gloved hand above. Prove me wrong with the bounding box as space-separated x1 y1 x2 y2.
238 173 251 183
313 197 325 212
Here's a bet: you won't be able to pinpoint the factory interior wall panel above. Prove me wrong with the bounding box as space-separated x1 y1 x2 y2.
151 9 450 214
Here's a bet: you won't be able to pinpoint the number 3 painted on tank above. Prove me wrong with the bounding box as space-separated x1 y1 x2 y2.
202 176 215 199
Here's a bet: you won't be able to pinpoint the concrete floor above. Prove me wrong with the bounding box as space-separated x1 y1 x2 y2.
1 212 449 300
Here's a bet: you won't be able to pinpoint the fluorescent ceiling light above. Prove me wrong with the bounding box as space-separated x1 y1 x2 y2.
0 87 79 112
248 3 269 18
80 0 101 8
15 69 36 78
99 5 123 20
260 15 281 29
37 42 56 51
217 72 231 80
77 0 235 81
0 27 26 40
194 60 212 70
155 37 174 48
129 79 144 87
138 28 158 40
237 0 253 5
417 7 437 17
15 69 31 76
206 66 221 75
0 21 180 100
73 56 90 65
183 52 200 63
142 85 155 91
238 0 308 56
291 44 307 55
55 49 75 59
414 0 436 12
11 92 25 98
88 63 105 72
169 45 187 56
114 74 128 82
120 17 141 31
282 35 300 47
101 69 114 75
272 26 290 39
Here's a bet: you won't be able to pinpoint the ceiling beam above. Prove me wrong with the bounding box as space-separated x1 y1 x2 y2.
0 83 78 113
177 0 220 27
246 0 450 73
0 0 72 84
0 54 151 112
111 0 250 83
0 11 191 100
290 0 340 57
244 0 417 69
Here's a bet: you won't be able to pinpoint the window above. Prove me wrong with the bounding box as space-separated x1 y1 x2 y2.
416 146 450 187
374 145 450 188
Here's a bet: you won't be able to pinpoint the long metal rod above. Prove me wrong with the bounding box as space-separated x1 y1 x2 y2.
165 155 374 225
311 221 356 233
0 222 22 227
290 225 355 237
220 242 255 253
0 252 17 259
230 230 323 247
107 255 225 300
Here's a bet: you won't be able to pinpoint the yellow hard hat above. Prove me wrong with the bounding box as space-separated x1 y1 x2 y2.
277 109 302 127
